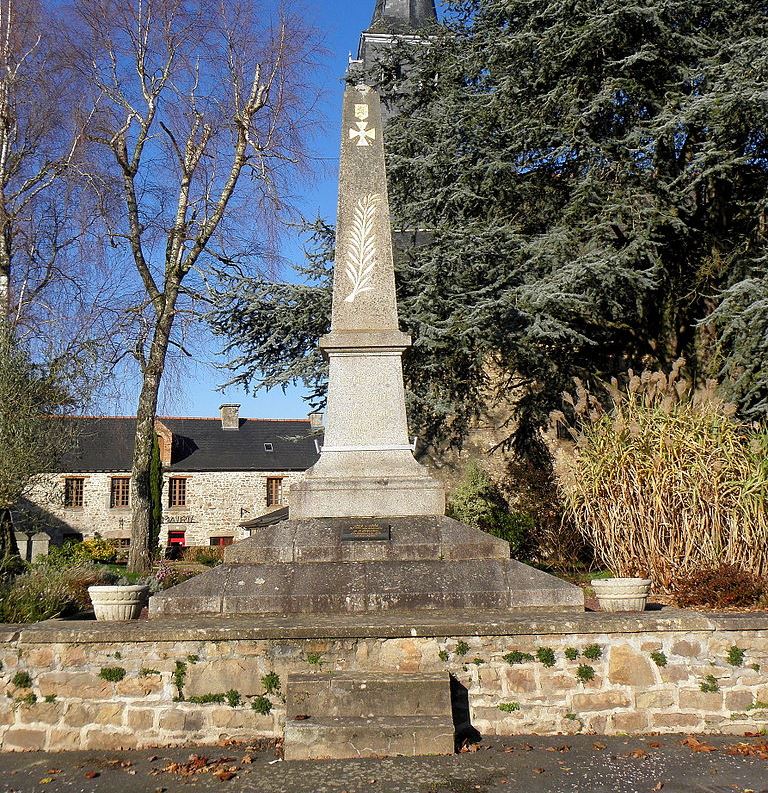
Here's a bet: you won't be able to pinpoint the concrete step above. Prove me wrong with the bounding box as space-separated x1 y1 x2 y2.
286 671 450 719
283 715 455 761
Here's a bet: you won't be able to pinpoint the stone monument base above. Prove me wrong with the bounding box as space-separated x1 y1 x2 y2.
149 517 584 616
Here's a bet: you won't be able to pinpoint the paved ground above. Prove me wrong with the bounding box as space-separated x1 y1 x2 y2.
1 735 767 793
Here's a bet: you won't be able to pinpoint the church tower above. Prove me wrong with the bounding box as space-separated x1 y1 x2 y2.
355 0 437 84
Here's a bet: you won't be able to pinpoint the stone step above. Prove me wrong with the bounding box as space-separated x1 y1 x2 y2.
283 715 455 761
286 672 450 719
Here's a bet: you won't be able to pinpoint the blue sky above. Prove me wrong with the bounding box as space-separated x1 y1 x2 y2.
159 1 379 420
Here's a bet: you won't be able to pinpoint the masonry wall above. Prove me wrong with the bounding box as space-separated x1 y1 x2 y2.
23 470 302 547
2 614 768 752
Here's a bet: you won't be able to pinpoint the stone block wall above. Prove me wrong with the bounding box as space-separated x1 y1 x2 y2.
23 470 302 547
1 612 768 752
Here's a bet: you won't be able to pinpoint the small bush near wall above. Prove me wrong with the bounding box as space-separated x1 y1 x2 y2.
550 360 768 590
182 547 225 567
673 564 765 609
448 461 531 557
0 563 115 623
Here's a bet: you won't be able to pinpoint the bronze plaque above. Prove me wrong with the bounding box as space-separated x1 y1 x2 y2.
341 523 391 542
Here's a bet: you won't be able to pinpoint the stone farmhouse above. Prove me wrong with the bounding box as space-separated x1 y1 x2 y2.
21 405 321 550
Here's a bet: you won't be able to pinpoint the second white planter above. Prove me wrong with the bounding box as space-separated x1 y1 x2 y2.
88 585 149 621
591 578 651 612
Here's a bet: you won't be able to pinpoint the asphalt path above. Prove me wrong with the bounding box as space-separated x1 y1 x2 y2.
1 735 767 793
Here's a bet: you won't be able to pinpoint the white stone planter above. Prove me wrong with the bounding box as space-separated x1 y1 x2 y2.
88 585 149 621
591 578 651 612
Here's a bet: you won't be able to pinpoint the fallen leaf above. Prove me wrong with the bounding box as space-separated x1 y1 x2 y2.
84 771 100 779
648 741 662 749
593 742 606 750
652 783 664 791
630 748 648 759
521 743 534 752
294 714 310 721
39 778 53 785
213 770 236 781
241 755 252 764
46 769 62 775
682 736 717 753
533 768 545 774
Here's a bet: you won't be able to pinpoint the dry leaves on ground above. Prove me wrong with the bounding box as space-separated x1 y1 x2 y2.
681 736 717 753
154 754 240 781
724 742 768 760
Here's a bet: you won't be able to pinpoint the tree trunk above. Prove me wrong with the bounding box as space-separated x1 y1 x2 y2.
127 305 175 574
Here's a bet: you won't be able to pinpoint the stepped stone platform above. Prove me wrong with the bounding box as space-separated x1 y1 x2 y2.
283 672 454 760
149 517 584 616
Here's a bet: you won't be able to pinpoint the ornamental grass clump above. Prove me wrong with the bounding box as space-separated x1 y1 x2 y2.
550 360 768 591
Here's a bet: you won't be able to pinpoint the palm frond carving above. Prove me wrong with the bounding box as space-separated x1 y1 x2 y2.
344 192 380 303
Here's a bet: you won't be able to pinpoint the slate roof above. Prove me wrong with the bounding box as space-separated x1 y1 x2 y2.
54 416 321 473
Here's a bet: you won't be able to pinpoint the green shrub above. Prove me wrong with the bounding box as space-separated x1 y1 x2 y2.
700 675 719 693
536 648 556 668
551 363 768 589
79 535 117 563
251 695 272 715
447 461 531 556
187 690 240 707
564 647 579 661
673 564 764 609
139 668 160 677
438 650 449 662
727 646 746 666
498 702 520 712
0 561 117 624
306 652 322 665
576 664 595 684
261 672 281 695
181 547 225 567
650 651 667 667
44 694 56 703
583 644 602 661
455 641 470 656
12 671 31 688
503 651 534 665
0 571 75 623
188 693 226 704
172 661 187 698
99 667 126 682
17 692 37 705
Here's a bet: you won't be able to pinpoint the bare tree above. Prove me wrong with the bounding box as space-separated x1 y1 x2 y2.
0 0 124 387
66 0 318 572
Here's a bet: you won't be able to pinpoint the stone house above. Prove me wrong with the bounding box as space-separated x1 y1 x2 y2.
21 405 321 549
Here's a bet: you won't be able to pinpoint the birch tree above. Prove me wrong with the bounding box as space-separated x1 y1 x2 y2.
67 0 316 572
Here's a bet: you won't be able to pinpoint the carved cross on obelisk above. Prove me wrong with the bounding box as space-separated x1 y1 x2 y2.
289 84 445 519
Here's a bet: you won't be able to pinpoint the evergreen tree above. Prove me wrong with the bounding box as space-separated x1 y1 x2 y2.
0 334 74 572
210 0 768 449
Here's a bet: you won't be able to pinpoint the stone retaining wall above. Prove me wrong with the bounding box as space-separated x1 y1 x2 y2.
1 611 768 752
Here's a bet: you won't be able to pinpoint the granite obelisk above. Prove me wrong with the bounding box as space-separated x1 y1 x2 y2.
148 84 584 617
289 85 445 519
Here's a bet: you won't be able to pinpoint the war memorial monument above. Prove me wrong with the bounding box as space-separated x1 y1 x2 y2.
149 82 583 620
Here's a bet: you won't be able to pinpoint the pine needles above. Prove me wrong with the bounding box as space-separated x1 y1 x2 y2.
550 361 768 590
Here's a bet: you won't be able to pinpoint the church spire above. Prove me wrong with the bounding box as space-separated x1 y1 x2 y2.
370 0 437 29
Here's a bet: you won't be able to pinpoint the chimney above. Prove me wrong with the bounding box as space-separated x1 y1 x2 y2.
219 403 241 431
308 412 324 429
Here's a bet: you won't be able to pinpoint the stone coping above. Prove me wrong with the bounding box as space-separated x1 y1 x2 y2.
3 607 768 644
